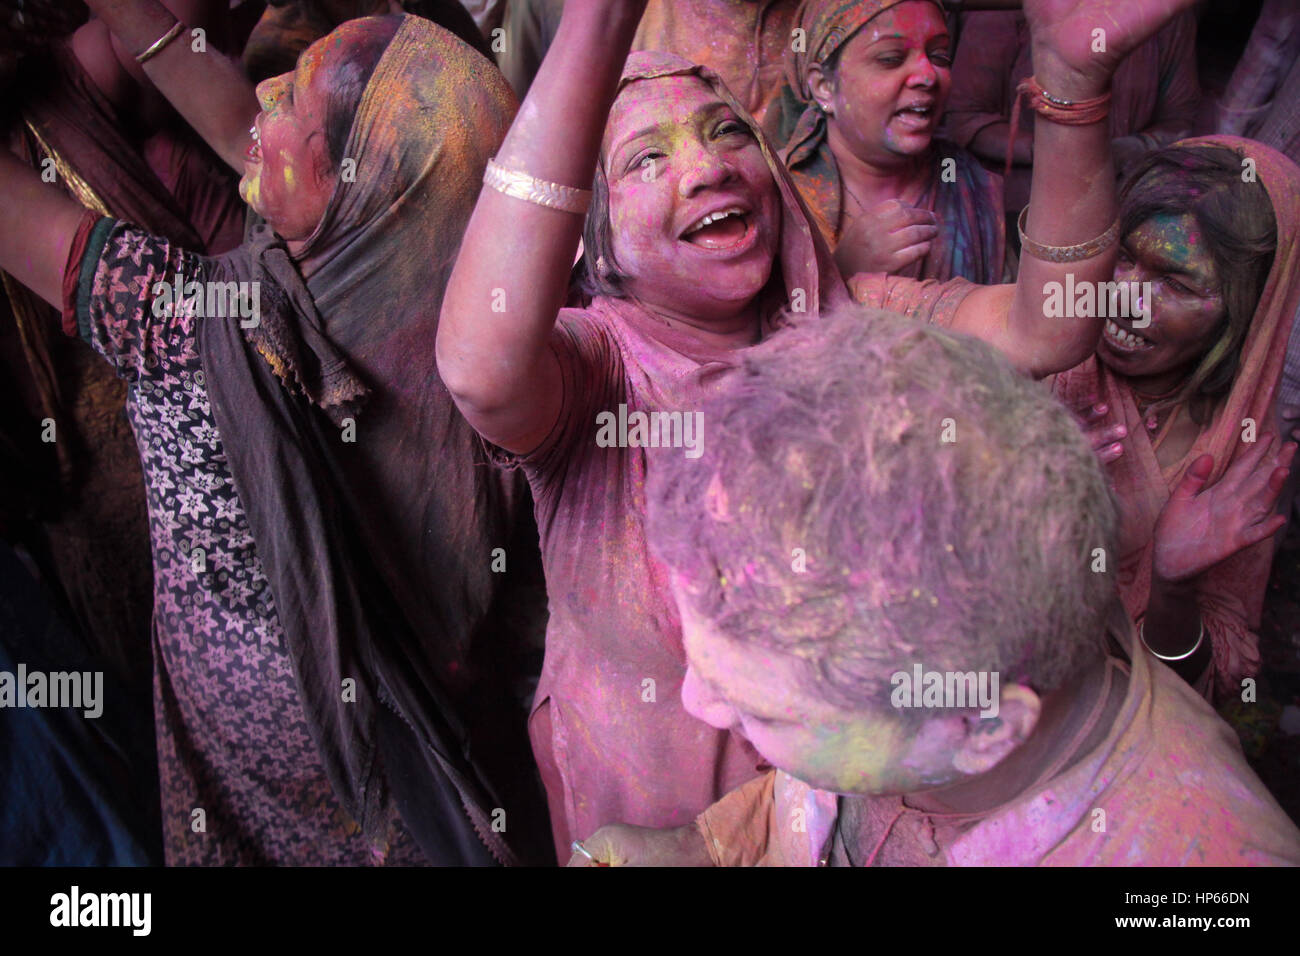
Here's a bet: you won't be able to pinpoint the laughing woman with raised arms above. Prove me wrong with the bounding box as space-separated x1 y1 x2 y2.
436 0 1198 857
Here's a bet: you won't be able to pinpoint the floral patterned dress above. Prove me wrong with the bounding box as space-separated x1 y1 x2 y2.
66 219 420 865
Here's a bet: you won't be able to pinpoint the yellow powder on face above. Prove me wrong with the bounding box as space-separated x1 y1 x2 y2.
284 165 296 188
240 173 261 209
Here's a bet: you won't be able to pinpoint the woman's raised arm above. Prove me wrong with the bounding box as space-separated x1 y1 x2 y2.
0 152 90 310
950 0 1197 378
83 0 258 172
437 0 647 455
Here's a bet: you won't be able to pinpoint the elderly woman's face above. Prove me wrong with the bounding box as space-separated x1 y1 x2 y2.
602 75 781 323
815 1 951 166
1098 214 1229 382
241 34 341 250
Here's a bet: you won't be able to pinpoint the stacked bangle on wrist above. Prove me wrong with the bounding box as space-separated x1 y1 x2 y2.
1004 73 1111 177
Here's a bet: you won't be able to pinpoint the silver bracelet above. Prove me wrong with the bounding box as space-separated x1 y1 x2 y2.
1139 618 1205 662
483 157 592 215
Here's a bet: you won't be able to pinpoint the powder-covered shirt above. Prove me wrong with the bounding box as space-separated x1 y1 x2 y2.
519 296 764 860
849 272 977 326
696 640 1300 866
64 218 420 865
518 278 974 859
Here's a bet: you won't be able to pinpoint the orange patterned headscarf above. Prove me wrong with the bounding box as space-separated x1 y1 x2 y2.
783 0 944 168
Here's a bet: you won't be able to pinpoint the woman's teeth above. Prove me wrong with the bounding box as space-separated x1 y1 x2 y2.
1103 319 1153 352
684 207 745 237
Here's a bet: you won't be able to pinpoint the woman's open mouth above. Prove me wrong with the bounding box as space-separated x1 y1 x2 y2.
245 124 263 163
679 206 755 254
1102 319 1155 354
893 104 936 131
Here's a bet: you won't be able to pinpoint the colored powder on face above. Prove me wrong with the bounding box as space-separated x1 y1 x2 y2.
240 174 261 208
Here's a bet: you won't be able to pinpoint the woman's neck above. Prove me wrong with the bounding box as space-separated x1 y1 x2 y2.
637 297 763 350
1119 367 1191 401
827 127 929 214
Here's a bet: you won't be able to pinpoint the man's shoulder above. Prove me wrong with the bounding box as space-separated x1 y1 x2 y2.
1097 660 1300 865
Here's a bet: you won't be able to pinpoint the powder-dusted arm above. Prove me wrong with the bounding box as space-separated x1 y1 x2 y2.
943 0 1197 379
437 0 648 455
0 152 88 310
82 0 259 172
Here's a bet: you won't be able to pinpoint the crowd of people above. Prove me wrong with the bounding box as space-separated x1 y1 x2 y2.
1 0 1298 867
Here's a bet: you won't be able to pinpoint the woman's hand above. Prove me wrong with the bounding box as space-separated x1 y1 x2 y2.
836 199 937 278
1074 399 1126 465
1152 437 1297 582
1023 0 1197 98
566 822 714 867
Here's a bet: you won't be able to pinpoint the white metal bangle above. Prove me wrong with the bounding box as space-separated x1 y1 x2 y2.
1139 618 1205 662
483 157 592 215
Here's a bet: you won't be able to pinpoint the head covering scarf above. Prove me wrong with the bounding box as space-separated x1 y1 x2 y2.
1053 136 1300 702
519 53 848 856
200 15 551 864
768 1 1007 283
595 51 851 343
779 0 943 169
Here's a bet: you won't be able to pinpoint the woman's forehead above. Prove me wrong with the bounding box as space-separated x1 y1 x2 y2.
298 19 370 92
610 75 728 131
862 1 948 41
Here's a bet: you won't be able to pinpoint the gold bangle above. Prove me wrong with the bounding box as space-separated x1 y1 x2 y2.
1139 618 1205 662
1017 206 1120 264
136 21 185 64
483 157 592 215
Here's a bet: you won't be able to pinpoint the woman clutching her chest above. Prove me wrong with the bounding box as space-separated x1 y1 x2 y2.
1058 138 1300 703
769 0 1012 283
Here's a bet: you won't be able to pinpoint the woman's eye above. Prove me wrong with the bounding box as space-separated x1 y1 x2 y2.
877 55 905 67
1163 276 1191 295
630 151 663 174
929 51 953 68
714 121 749 138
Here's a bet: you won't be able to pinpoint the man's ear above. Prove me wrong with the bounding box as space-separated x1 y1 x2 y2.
950 684 1040 775
806 62 837 116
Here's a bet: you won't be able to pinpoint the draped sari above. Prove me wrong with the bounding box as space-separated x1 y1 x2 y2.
200 15 551 863
505 51 850 857
1053 137 1300 703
